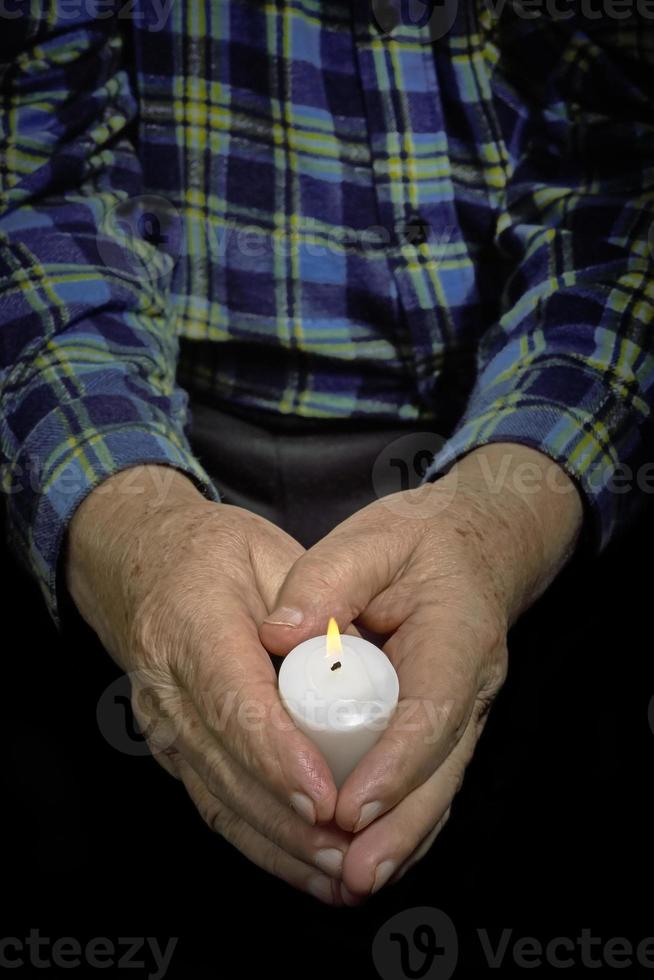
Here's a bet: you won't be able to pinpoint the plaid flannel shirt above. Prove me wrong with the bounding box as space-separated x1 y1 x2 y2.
1 0 654 624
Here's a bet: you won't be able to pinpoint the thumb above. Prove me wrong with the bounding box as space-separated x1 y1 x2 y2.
258 532 387 656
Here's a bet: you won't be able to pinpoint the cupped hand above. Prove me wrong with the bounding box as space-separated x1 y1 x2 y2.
260 443 583 902
66 465 352 904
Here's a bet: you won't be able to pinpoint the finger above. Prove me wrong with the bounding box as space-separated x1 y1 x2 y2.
161 687 352 876
176 758 344 906
389 809 451 886
340 811 452 907
150 747 183 781
242 509 306 613
171 600 338 825
130 679 182 780
334 612 489 832
340 708 481 897
259 512 412 655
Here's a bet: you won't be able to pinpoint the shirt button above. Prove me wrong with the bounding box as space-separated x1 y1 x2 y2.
403 214 430 246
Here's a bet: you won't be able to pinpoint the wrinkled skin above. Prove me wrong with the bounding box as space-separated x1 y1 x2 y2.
67 444 582 904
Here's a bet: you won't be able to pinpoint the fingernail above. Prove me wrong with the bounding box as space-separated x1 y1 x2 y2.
341 883 364 907
314 848 344 878
354 800 383 832
264 607 304 627
307 874 335 904
372 859 396 894
290 791 316 826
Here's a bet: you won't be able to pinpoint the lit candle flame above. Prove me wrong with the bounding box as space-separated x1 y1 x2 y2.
325 617 343 659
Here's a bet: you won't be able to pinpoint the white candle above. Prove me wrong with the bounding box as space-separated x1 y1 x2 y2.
278 619 399 788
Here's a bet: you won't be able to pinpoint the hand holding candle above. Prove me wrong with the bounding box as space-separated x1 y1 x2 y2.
278 618 399 788
261 448 574 899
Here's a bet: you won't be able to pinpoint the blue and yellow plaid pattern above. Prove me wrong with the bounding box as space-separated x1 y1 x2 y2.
1 1 654 622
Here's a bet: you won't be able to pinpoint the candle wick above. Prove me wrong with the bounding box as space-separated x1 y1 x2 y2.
330 661 342 672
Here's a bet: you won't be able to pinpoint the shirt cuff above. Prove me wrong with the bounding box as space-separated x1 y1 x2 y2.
422 363 646 553
5 395 220 628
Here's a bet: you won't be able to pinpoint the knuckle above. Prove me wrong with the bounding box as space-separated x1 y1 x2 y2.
256 802 285 842
224 714 262 775
207 800 236 840
201 758 226 800
266 845 285 881
484 649 509 691
267 805 299 849
451 765 466 797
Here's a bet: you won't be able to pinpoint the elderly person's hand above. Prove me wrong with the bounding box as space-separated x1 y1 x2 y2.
66 466 351 904
260 443 583 903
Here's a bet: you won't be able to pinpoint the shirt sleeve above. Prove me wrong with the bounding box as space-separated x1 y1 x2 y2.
0 7 219 626
424 21 654 550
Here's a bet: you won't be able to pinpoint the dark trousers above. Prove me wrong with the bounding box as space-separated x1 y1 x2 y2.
2 399 653 978
187 399 441 545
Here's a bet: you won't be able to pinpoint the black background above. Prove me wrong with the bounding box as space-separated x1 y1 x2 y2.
2 496 653 979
